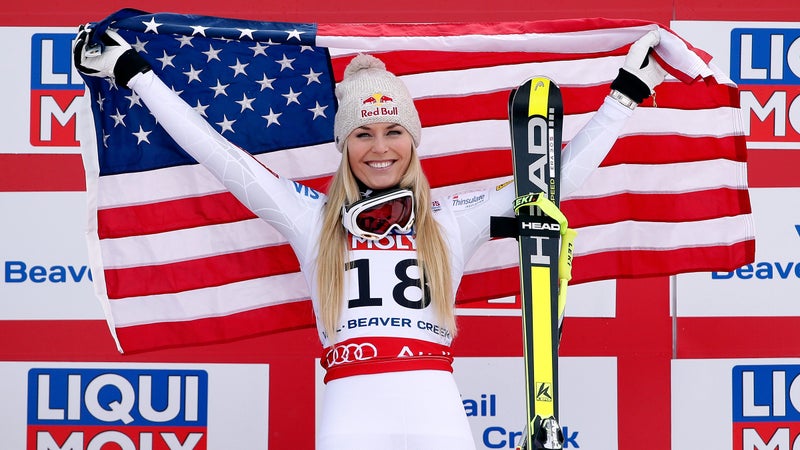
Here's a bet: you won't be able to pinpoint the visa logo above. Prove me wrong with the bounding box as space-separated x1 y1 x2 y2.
30 33 85 147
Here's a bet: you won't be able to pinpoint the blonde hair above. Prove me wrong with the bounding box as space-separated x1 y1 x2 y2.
316 145 455 341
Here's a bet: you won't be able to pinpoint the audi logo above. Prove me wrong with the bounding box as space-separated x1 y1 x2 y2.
324 342 379 367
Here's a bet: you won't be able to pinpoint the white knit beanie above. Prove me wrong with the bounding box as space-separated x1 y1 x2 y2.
333 54 421 152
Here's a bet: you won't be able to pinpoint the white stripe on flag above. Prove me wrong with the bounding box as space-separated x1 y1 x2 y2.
565 106 743 141
110 272 311 327
399 56 629 99
575 214 756 256
565 159 749 200
463 238 519 273
318 24 658 53
101 218 284 268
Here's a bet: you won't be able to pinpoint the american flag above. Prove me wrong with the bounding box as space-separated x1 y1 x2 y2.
78 11 755 353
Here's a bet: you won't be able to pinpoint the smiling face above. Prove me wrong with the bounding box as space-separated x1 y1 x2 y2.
345 122 414 190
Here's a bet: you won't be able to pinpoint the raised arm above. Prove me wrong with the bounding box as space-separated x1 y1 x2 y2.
74 25 322 247
560 30 667 197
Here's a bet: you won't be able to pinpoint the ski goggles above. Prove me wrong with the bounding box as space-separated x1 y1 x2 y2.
342 188 415 240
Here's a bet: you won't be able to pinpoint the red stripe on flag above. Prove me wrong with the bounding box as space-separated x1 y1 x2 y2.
105 245 301 299
332 48 627 80
319 18 656 39
414 83 725 125
648 77 741 109
98 192 256 239
456 266 519 305
563 188 752 228
602 135 747 166
114 300 316 354
563 81 741 114
414 82 737 126
414 82 745 127
416 91 511 127
572 240 756 284
421 149 512 188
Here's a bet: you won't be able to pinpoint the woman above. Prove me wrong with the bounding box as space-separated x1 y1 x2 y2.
74 25 664 449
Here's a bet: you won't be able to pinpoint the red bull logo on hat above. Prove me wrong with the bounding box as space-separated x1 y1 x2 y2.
360 92 399 118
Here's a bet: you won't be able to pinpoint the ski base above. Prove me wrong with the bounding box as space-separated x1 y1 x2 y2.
515 415 565 450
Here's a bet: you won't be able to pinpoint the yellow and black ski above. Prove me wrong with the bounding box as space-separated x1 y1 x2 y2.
507 77 574 450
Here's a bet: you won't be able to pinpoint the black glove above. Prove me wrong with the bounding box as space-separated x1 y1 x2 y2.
73 24 151 88
610 31 667 104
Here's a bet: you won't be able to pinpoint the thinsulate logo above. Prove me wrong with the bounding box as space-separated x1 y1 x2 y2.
27 368 209 449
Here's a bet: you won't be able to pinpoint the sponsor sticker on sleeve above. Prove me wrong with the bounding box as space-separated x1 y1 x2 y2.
448 190 489 212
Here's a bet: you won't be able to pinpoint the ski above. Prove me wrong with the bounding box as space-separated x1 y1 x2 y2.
508 76 567 450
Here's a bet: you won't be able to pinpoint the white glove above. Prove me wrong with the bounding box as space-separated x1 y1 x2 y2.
622 30 667 94
73 24 150 86
610 30 667 105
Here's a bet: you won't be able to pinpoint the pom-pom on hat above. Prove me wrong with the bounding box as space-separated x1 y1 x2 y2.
333 54 421 152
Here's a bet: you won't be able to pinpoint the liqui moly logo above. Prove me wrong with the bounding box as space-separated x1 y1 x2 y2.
27 368 208 449
351 233 416 251
732 365 800 450
30 33 85 147
360 92 399 118
731 28 800 148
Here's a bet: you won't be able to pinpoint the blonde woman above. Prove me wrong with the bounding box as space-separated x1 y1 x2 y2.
75 25 663 449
